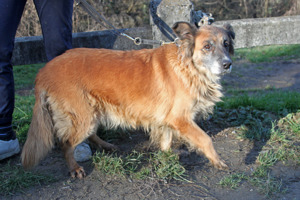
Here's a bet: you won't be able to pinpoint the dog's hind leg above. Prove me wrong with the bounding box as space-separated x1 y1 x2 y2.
55 117 89 178
88 133 118 151
170 118 228 169
50 98 94 178
61 140 86 179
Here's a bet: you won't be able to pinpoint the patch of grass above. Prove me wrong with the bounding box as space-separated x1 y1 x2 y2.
228 110 299 169
93 150 188 182
246 112 298 196
213 106 273 140
93 150 144 176
12 63 41 142
217 103 299 196
93 151 127 176
281 112 300 134
219 173 247 189
13 63 44 90
219 168 284 197
251 167 284 198
258 112 300 165
218 91 300 115
0 162 55 196
234 44 300 63
13 94 35 143
252 166 268 178
214 90 299 142
150 150 186 181
257 149 284 168
225 87 276 96
249 174 283 197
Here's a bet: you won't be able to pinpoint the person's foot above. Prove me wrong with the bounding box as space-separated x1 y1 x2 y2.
0 127 20 160
74 142 92 162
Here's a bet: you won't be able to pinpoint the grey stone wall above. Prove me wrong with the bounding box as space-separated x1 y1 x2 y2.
149 0 194 48
12 27 152 66
214 15 300 49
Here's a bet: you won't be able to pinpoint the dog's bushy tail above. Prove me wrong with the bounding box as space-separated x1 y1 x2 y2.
21 91 55 169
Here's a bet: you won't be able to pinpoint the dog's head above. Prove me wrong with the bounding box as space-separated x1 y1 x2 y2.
172 22 235 75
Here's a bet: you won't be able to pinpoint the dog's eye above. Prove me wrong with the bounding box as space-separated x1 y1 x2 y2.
204 44 211 51
224 40 229 48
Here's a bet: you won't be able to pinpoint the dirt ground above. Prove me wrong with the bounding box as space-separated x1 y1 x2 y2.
1 58 300 200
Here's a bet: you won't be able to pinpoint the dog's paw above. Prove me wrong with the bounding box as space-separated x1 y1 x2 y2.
70 166 86 179
103 143 119 151
109 144 120 151
213 159 228 170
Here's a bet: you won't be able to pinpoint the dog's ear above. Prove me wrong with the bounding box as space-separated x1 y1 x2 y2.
172 22 197 41
223 23 235 40
223 23 235 55
172 22 197 59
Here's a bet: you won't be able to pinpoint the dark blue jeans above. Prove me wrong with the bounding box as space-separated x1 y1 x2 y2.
0 0 73 140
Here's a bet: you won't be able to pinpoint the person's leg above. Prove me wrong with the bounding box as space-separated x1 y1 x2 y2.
0 0 26 160
33 0 74 61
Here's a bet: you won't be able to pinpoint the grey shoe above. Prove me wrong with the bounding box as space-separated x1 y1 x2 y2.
0 138 20 160
74 142 92 162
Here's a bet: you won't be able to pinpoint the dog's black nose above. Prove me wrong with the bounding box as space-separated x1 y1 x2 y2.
223 60 232 69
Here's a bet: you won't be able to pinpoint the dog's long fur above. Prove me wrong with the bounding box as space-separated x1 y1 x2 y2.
21 22 235 178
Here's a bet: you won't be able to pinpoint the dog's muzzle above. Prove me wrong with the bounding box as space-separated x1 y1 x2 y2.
222 59 232 74
226 64 232 73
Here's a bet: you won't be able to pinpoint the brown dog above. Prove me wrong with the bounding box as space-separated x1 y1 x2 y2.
21 22 235 178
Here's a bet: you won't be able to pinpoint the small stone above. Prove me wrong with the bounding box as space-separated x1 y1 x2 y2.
74 143 92 162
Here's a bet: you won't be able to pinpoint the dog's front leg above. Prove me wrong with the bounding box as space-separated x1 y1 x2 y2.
170 118 228 169
61 141 86 178
150 126 173 151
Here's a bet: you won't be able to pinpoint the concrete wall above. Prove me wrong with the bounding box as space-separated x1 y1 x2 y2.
12 27 152 66
12 15 300 66
214 15 300 49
